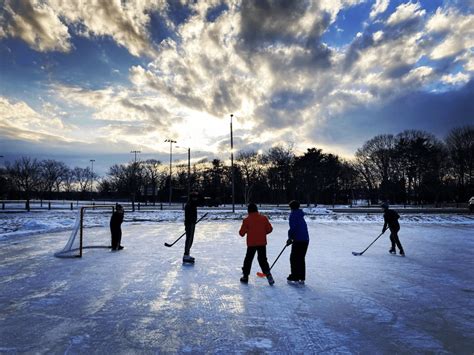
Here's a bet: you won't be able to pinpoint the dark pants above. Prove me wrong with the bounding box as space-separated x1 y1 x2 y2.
111 228 122 249
184 222 196 255
242 246 271 276
389 228 403 251
289 241 309 281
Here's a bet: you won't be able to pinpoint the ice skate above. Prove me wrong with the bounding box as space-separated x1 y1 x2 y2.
399 250 405 257
389 248 396 254
287 275 298 285
182 255 195 264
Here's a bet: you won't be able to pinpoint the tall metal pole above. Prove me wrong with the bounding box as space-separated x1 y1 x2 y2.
130 150 141 211
90 159 95 199
165 139 176 205
177 145 191 197
131 150 141 164
230 114 235 213
187 147 191 197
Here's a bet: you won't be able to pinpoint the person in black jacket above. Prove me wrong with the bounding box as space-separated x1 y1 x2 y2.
183 192 199 263
110 204 124 251
381 202 404 256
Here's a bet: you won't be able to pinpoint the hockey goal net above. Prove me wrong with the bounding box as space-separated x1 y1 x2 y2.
54 205 115 258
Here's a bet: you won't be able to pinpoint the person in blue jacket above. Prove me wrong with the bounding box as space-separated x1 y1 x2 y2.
286 200 310 284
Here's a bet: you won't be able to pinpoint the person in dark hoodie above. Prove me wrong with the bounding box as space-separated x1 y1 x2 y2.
110 204 124 251
183 192 199 263
286 200 309 284
381 202 405 256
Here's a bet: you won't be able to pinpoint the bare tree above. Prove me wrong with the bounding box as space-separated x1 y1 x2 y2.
73 167 93 194
237 151 264 204
62 167 75 193
445 125 474 200
355 134 397 203
7 157 41 211
143 159 165 203
263 145 295 204
0 165 10 199
396 130 446 203
39 160 69 198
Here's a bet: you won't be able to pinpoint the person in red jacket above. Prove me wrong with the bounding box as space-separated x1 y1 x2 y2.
239 203 274 285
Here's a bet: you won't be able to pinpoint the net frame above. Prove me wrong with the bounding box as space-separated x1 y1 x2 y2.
54 205 115 258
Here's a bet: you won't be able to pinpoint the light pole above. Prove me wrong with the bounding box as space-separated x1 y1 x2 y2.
230 114 235 213
130 150 141 210
165 139 177 205
130 150 141 164
89 159 95 199
176 146 191 197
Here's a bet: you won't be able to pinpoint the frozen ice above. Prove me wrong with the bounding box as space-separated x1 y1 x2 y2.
0 214 473 353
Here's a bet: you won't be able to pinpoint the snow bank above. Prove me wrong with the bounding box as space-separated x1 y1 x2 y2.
1 209 473 240
303 207 334 214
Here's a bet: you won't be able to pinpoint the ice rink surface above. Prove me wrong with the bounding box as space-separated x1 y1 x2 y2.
0 220 473 353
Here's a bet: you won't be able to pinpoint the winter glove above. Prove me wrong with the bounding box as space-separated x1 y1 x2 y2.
286 239 293 246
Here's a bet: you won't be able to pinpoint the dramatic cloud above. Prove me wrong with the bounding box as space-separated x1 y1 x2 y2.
312 79 474 155
370 0 390 19
0 0 166 56
426 7 474 60
0 97 71 141
1 0 472 167
0 0 71 52
441 72 470 85
51 0 165 56
128 9 260 119
318 0 366 22
386 2 426 26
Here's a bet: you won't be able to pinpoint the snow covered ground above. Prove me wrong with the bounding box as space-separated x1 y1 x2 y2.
0 217 473 353
1 207 473 239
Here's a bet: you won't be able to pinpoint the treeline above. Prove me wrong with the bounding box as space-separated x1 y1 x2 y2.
1 126 472 207
0 158 97 209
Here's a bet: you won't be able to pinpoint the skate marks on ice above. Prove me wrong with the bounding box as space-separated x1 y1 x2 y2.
129 222 351 352
1 222 473 352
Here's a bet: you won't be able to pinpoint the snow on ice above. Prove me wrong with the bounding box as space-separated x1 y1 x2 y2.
1 207 473 239
0 209 473 353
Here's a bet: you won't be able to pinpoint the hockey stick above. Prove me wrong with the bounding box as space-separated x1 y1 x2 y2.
164 213 209 247
256 244 288 277
352 231 385 256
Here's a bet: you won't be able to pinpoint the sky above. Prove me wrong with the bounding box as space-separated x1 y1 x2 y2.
0 0 473 175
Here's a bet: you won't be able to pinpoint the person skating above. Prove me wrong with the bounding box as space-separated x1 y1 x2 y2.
239 203 274 285
110 204 124 251
381 202 405 256
286 200 309 285
183 192 199 263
